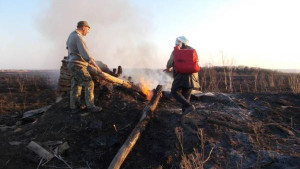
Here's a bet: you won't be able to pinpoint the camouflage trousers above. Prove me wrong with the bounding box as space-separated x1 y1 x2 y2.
67 63 94 109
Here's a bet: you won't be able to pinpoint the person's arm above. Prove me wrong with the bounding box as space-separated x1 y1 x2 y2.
164 52 174 72
90 58 103 74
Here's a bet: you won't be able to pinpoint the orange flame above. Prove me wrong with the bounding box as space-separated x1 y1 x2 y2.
139 78 153 100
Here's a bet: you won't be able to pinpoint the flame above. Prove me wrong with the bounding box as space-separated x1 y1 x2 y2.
139 78 153 100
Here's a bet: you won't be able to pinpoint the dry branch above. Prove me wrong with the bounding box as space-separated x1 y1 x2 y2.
89 65 148 98
108 85 163 169
99 72 133 88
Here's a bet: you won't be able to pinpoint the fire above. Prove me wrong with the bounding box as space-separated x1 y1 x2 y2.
139 78 153 100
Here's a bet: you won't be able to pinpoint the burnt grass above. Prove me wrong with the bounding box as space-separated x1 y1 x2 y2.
0 69 300 169
0 71 58 114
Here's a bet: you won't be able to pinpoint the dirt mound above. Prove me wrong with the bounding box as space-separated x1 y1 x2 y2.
0 86 147 168
1 88 300 168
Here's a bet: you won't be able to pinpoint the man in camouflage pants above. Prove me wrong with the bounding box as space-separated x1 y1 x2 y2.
66 21 102 113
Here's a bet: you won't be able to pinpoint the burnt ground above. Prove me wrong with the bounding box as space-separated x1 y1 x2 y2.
0 71 58 113
124 93 300 169
0 82 300 169
0 70 300 169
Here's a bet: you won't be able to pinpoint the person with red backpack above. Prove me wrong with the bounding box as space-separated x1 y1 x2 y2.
164 36 200 115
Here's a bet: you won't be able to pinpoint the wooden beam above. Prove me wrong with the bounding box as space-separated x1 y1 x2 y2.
108 85 163 169
99 72 133 88
89 66 149 98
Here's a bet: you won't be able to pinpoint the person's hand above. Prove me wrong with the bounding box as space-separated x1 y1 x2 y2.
97 67 103 74
163 68 171 72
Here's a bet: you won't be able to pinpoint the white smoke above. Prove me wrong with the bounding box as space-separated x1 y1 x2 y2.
37 0 173 89
37 0 160 69
123 68 173 91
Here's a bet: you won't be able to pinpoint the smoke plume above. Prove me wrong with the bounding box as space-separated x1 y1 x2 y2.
37 0 160 69
38 0 173 90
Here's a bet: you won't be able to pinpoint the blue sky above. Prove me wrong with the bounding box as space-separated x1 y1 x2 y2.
0 0 299 70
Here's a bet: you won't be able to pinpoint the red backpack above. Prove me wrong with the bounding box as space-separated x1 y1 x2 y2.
173 45 200 74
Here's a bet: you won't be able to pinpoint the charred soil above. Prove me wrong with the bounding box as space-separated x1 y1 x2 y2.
0 70 300 169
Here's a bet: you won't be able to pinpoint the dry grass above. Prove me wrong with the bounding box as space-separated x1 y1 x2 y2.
288 74 300 93
175 127 214 169
0 71 58 113
199 66 300 94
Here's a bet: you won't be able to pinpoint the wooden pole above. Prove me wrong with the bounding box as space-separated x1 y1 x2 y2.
99 72 133 88
89 65 147 98
100 72 149 98
108 85 163 169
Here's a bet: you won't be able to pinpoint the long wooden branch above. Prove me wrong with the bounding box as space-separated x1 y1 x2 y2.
100 72 149 98
108 85 163 169
99 72 133 88
89 65 147 98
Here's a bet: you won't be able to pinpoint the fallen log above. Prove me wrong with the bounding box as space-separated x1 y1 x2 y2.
89 66 149 98
108 85 163 169
99 72 133 88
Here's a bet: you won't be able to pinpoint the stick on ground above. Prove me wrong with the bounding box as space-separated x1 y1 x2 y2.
108 85 163 169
